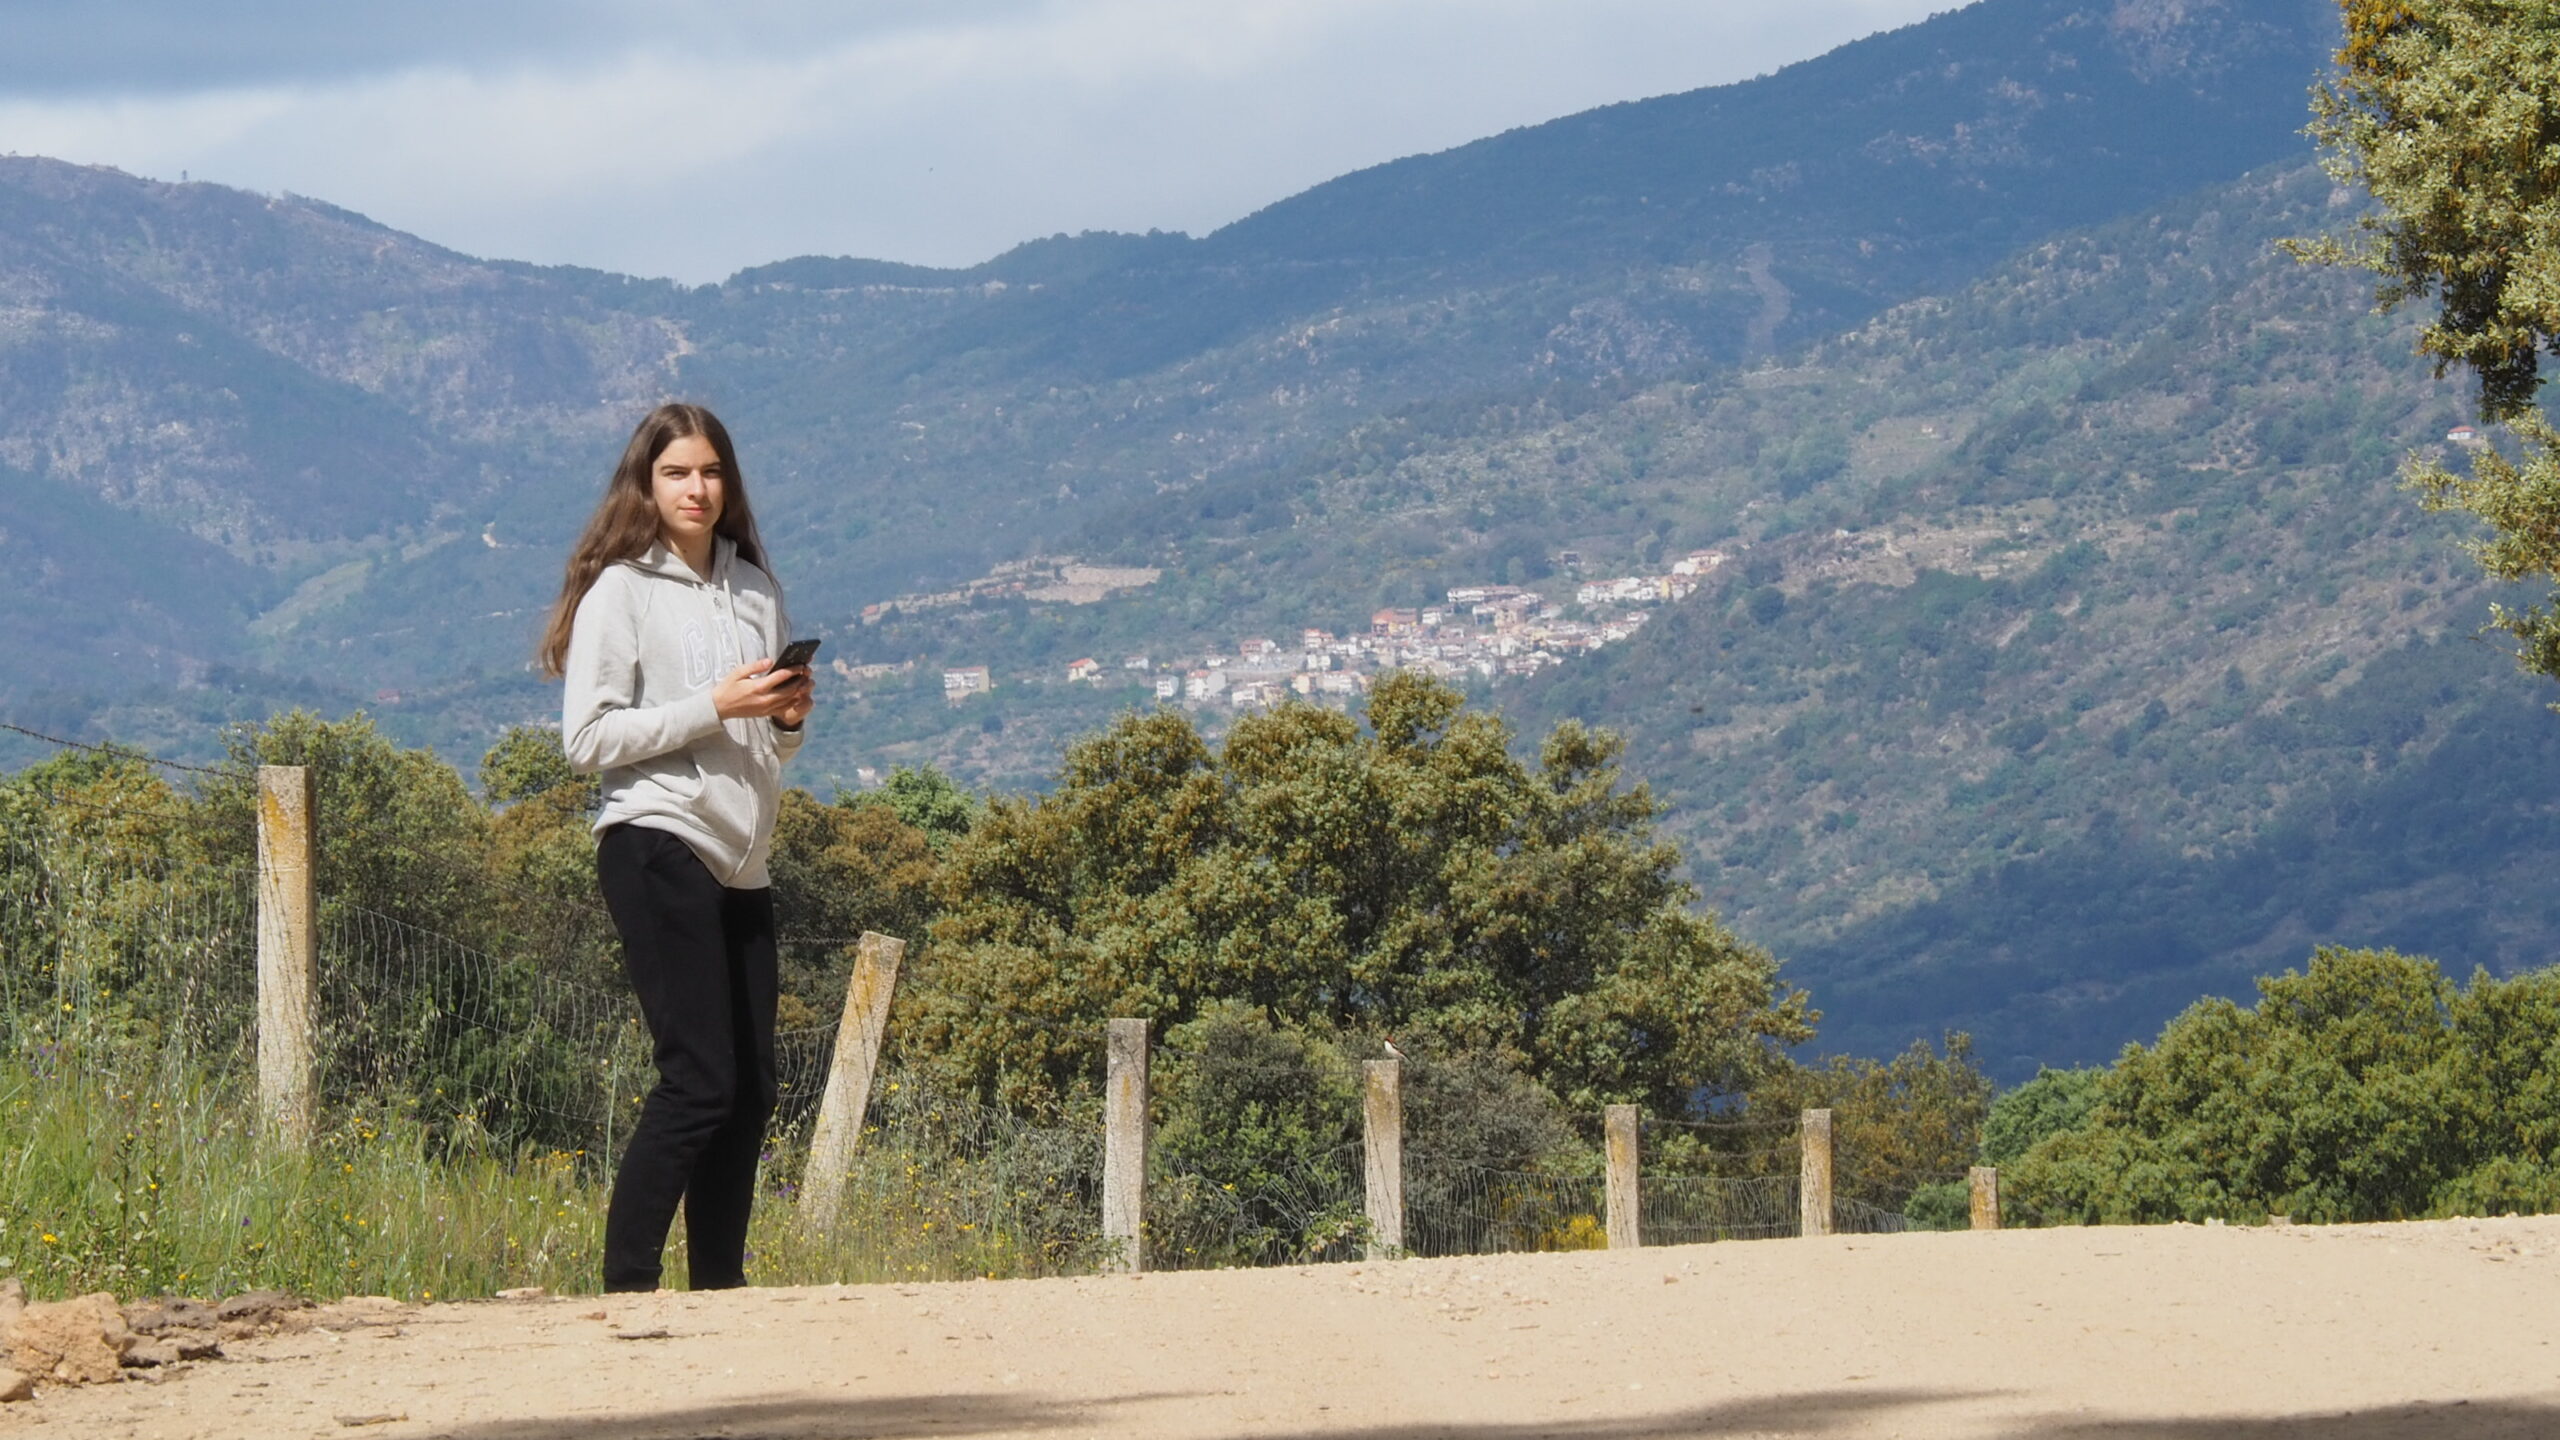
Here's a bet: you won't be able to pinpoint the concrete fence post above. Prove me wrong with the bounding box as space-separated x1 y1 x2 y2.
1102 1018 1150 1272
256 765 318 1146
798 931 907 1230
1969 1165 2001 1232
1799 1107 1834 1239
1604 1104 1642 1249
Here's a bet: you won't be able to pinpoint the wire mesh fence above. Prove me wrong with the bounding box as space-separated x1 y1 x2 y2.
770 1071 1108 1282
1643 1174 1801 1244
1148 1140 1369 1270
0 827 257 1075
1408 1163 1607 1254
1833 1142 1978 1234
323 902 636 1155
0 807 2018 1289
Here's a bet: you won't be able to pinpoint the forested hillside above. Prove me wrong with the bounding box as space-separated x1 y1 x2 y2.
1470 164 2552 1073
19 0 2547 1079
0 0 2330 779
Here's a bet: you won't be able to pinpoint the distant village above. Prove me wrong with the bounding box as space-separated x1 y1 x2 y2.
875 548 1730 713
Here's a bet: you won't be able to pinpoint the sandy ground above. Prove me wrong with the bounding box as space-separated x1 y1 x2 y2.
17 1215 2560 1440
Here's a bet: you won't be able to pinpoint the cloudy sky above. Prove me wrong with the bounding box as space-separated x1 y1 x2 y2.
3 1 1951 282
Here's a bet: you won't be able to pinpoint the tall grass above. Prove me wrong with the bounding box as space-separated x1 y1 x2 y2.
1 1049 602 1301
0 1043 1107 1302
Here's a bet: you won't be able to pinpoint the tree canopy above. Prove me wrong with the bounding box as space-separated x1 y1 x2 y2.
897 674 1812 1113
2009 947 2560 1223
2308 2 2560 414
2304 0 2560 681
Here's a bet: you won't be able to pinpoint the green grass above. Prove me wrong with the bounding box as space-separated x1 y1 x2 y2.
0 1049 603 1302
0 1043 1103 1303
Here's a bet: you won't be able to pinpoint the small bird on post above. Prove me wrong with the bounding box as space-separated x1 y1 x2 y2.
1381 1036 1405 1060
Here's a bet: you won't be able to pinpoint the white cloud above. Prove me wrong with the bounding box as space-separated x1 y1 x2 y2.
0 0 1950 281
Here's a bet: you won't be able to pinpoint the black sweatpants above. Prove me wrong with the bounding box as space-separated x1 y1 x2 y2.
595 823 778 1291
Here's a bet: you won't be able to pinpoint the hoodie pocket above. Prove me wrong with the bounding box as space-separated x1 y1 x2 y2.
656 753 706 805
694 743 773 858
725 715 779 757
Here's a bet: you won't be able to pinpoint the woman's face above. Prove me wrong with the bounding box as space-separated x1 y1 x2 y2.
651 433 725 553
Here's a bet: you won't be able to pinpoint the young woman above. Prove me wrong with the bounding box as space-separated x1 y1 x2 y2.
540 402 814 1292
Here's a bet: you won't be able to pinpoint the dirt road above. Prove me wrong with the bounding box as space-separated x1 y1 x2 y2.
22 1215 2560 1439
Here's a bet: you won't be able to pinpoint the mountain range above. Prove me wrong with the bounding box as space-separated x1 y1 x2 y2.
14 0 2541 1076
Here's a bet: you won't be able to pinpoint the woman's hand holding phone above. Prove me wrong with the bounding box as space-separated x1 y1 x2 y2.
713 659 814 722
775 663 815 730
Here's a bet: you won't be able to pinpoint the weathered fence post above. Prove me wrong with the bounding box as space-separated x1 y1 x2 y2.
1102 1018 1150 1272
1799 1107 1834 1238
256 766 319 1146
798 931 907 1230
1362 1058 1404 1259
1969 1165 2001 1232
1604 1104 1642 1249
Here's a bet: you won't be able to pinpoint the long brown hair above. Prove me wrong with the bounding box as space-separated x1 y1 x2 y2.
538 402 773 679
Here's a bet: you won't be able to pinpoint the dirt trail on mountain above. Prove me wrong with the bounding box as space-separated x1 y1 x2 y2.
24 1215 2560 1439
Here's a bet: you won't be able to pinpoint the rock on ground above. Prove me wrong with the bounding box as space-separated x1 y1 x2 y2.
6 1292 130 1385
0 1284 312 1397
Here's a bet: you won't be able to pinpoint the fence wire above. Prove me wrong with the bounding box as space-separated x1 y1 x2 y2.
0 829 256 1074
0 814 2022 1285
1148 1140 1368 1270
1833 1141 1978 1233
1642 1173 1801 1244
1404 1162 1603 1254
779 1075 1107 1282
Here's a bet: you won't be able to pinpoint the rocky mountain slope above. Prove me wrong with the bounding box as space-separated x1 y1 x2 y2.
1476 164 2549 1071
0 0 2332 742
13 0 2518 1075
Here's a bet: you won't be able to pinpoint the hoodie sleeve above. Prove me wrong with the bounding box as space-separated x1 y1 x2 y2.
561 568 725 773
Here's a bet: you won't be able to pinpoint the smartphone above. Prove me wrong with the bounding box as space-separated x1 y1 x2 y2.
767 638 822 678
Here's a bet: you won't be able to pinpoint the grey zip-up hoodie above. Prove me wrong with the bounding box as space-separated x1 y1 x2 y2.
561 537 803 888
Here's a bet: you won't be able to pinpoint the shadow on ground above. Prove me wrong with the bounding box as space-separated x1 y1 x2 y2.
2020 1398 2560 1439
423 1388 2560 1439
434 1390 1179 1440
434 1388 1971 1440
1245 1389 1979 1437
